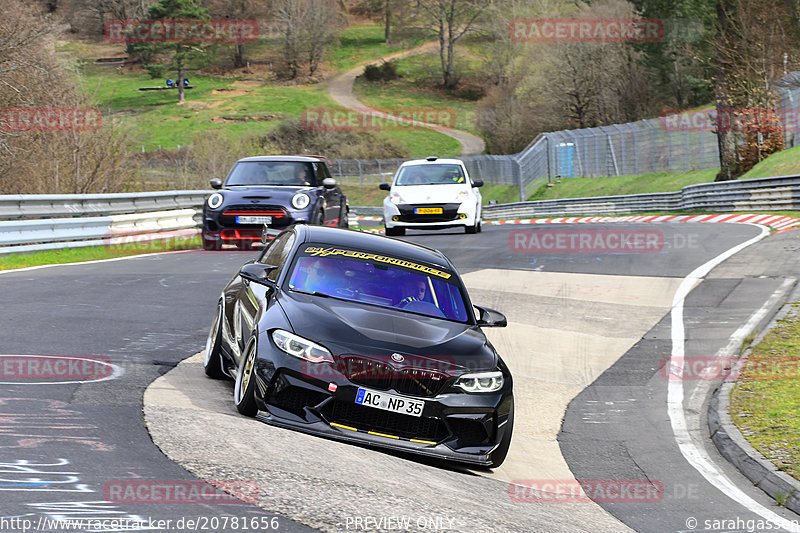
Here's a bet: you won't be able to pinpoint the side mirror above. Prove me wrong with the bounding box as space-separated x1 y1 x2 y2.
322 177 337 189
472 179 484 188
210 178 223 189
474 305 507 327
379 183 391 191
239 263 278 286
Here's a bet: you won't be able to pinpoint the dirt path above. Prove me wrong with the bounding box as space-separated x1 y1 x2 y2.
327 42 486 156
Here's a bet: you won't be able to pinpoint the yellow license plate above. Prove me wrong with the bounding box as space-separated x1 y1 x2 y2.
415 207 443 215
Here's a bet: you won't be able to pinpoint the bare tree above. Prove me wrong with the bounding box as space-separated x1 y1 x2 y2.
275 0 343 78
414 0 488 88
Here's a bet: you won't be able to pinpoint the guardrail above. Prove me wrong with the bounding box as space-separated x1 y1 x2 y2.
1 176 798 256
483 174 800 219
0 191 208 256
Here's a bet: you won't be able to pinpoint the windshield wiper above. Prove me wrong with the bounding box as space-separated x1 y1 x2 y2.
294 289 334 298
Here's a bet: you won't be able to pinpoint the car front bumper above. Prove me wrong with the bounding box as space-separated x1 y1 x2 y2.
251 349 513 466
382 201 478 229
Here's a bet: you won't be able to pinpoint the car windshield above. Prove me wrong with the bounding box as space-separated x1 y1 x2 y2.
226 161 316 187
286 244 470 322
394 164 466 186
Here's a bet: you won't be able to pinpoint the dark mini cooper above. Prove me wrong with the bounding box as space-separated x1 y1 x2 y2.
204 225 514 467
202 156 349 250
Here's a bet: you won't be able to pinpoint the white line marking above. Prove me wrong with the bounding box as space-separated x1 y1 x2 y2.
668 223 800 532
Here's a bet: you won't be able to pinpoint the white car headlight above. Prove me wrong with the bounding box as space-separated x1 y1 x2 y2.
291 192 311 210
207 193 224 209
455 191 468 203
389 192 403 205
455 371 504 393
272 329 333 363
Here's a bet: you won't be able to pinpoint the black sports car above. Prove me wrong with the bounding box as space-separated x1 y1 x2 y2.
203 225 514 467
202 156 349 250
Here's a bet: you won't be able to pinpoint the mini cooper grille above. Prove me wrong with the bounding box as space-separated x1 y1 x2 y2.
222 205 287 218
329 400 446 442
338 357 448 397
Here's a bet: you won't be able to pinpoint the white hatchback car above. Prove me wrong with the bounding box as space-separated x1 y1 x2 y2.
380 157 483 236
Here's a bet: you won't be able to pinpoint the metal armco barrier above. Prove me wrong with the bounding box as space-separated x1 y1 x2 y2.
0 189 207 255
2 176 799 255
483 175 800 219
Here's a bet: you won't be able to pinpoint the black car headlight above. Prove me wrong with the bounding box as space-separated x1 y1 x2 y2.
455 371 504 393
272 329 333 363
291 192 310 210
207 193 224 209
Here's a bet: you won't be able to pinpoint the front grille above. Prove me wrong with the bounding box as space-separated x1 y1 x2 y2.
329 400 447 443
337 358 393 390
397 203 460 223
220 205 288 226
223 204 288 217
269 385 327 417
338 357 449 398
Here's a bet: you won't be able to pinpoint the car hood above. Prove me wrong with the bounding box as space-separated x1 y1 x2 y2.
391 184 471 204
278 291 497 372
222 186 315 203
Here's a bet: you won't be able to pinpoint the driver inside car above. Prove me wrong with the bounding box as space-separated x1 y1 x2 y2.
399 278 428 305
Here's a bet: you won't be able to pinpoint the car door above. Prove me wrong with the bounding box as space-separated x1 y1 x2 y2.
314 162 342 225
235 231 296 358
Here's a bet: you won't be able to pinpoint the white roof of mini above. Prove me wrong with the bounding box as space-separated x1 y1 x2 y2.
399 158 464 166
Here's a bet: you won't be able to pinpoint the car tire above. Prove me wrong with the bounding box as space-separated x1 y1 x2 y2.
477 219 482 233
233 336 259 417
385 226 405 236
204 303 226 379
340 206 350 229
488 401 514 468
465 222 478 234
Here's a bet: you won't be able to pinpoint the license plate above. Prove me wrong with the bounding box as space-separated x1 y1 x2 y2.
355 388 424 417
414 207 443 215
236 215 272 225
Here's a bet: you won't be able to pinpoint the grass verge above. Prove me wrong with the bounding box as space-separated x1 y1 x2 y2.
0 236 201 271
730 304 800 480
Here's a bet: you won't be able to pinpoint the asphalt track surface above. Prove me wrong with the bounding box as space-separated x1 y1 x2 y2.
1 222 799 532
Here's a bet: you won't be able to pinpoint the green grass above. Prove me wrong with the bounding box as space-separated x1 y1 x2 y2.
741 145 800 179
530 169 719 201
327 25 425 72
730 304 800 481
0 236 201 271
352 51 481 135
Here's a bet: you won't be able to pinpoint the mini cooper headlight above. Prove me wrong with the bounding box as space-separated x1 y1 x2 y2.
291 192 311 210
207 193 224 209
455 371 504 393
272 329 333 363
